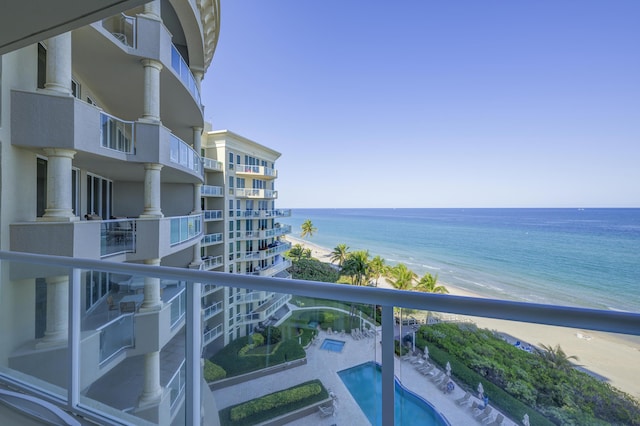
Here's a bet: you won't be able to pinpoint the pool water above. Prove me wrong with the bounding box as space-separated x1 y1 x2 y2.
320 338 345 352
338 362 449 426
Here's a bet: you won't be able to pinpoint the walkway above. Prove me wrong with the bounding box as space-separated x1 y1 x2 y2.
211 328 518 425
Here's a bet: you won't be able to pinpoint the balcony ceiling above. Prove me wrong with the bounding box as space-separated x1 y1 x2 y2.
0 0 148 55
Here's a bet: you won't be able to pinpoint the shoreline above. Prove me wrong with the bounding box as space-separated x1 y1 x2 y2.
285 235 640 399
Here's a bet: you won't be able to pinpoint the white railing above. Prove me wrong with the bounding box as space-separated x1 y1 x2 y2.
168 359 186 412
101 13 136 48
201 233 222 246
203 323 223 345
169 288 186 329
233 209 291 218
202 283 219 295
0 251 638 426
169 134 202 177
96 313 135 365
170 214 203 246
202 157 222 171
201 185 223 197
203 210 223 221
201 256 223 270
203 301 222 320
170 44 201 107
100 112 134 153
247 259 292 277
235 164 277 178
234 188 278 199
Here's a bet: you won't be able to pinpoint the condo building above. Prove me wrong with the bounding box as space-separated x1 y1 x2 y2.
0 1 290 424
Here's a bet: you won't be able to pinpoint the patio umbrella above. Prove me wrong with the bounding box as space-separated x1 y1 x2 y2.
522 414 530 426
477 382 484 399
424 345 429 360
446 361 451 377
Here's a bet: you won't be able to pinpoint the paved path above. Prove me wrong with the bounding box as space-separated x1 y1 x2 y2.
212 328 519 425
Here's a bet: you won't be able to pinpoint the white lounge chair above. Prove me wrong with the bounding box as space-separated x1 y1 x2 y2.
485 413 505 426
318 404 334 417
455 392 471 406
475 406 493 423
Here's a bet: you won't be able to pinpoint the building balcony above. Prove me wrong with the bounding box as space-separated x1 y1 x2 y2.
201 233 222 247
201 255 223 271
203 157 223 171
234 226 291 241
233 209 292 218
11 215 202 261
203 210 223 221
202 283 221 296
10 91 204 183
203 301 223 320
101 13 136 48
235 164 277 179
247 259 292 277
1 251 637 426
201 185 223 197
234 188 278 199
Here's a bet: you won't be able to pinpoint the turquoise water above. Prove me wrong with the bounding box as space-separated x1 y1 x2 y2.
320 338 345 352
284 208 640 312
338 362 449 426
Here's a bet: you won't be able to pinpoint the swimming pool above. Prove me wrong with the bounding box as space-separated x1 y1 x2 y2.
320 338 345 352
338 362 449 426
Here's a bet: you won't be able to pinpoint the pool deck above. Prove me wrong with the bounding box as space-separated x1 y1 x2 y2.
211 327 520 425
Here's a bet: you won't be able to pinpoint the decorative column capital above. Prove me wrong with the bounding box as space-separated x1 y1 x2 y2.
141 58 163 72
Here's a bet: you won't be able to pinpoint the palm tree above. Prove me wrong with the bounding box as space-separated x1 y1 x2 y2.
302 248 312 259
300 219 317 239
342 250 370 286
368 255 388 287
287 244 304 261
387 263 417 290
415 273 449 294
537 344 579 371
330 244 350 267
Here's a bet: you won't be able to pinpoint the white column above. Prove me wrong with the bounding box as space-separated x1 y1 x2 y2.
140 59 163 122
142 0 161 20
138 351 163 406
192 70 203 92
44 32 72 95
189 240 202 269
41 148 77 222
36 275 69 348
140 163 163 218
139 258 163 311
192 126 202 153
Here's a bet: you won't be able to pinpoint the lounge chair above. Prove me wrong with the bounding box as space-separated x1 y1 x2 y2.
469 401 480 411
475 406 493 423
327 327 333 335
417 364 434 374
485 413 505 426
318 404 334 418
429 371 444 382
455 392 471 406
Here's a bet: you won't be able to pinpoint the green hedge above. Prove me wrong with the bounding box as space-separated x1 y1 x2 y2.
203 359 226 382
219 379 328 426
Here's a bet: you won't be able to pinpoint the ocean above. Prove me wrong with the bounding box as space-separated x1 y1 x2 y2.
283 208 640 313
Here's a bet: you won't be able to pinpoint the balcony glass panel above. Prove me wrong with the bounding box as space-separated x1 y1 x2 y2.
202 233 223 246
203 157 223 171
169 134 202 176
201 185 223 197
100 112 134 153
170 44 201 107
97 314 135 364
169 288 187 329
170 214 203 246
101 219 136 257
0 252 638 426
203 210 223 221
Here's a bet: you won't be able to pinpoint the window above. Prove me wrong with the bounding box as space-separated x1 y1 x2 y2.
228 152 234 169
71 79 81 99
36 158 47 217
236 154 240 164
71 168 79 215
86 173 113 219
228 176 234 188
37 43 46 89
87 96 96 106
236 178 245 189
246 200 253 210
85 271 111 311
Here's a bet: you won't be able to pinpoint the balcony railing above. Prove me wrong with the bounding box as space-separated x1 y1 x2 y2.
233 209 291 218
101 219 136 257
201 255 223 271
234 188 278 199
235 164 277 178
203 210 223 221
170 134 202 177
0 251 638 426
170 44 201 107
203 301 222 320
203 323 223 346
202 283 220 296
96 313 134 365
247 259 292 277
203 157 223 171
168 360 186 413
101 13 136 48
170 214 202 246
265 224 291 238
201 185 223 197
100 112 134 153
201 233 222 247
169 288 186 329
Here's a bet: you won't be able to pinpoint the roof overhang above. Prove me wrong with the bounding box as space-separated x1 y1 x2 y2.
0 0 149 55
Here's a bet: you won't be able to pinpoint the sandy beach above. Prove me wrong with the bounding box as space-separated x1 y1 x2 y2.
286 235 640 400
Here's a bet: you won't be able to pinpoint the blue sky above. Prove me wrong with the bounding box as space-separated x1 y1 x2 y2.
201 1 640 208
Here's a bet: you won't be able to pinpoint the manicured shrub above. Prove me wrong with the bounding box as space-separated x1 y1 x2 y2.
261 326 282 344
203 359 226 382
251 332 264 347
